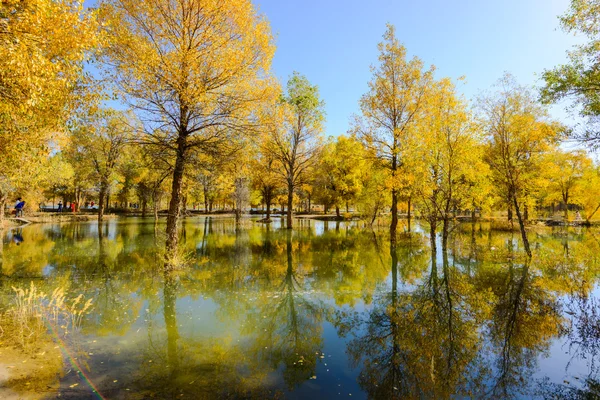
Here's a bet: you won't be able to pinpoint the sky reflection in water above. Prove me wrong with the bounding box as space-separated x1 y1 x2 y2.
1 217 600 399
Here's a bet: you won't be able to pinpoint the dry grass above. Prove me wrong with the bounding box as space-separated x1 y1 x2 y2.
0 282 93 352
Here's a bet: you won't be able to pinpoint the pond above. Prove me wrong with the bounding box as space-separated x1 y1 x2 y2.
1 217 600 399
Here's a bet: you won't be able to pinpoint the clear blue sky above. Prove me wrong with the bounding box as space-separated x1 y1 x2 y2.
253 0 582 136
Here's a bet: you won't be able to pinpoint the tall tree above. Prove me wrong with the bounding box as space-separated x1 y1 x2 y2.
355 24 434 243
414 78 485 250
315 136 366 218
481 74 561 257
99 0 275 259
70 110 130 222
545 149 591 221
251 152 281 222
0 0 97 223
264 73 324 229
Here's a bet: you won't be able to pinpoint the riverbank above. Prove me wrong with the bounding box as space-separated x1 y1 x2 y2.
2 213 117 227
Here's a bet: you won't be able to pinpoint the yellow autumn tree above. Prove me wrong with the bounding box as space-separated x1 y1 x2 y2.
413 77 486 250
480 74 562 257
99 0 276 257
0 0 98 223
545 149 591 221
355 24 434 243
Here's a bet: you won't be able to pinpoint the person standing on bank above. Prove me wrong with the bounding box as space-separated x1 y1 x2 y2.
14 198 25 217
57 201 63 212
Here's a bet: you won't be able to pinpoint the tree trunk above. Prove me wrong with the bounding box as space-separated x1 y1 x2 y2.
407 195 412 233
0 192 6 227
430 220 437 253
585 202 600 225
563 193 569 221
286 182 293 229
308 194 311 213
235 205 241 225
141 198 147 218
507 204 513 222
336 206 340 219
390 189 398 244
180 194 187 218
370 203 379 227
204 187 209 214
265 193 272 222
442 217 449 252
153 191 159 222
165 136 187 259
512 194 531 258
105 192 110 214
345 201 349 213
98 183 107 223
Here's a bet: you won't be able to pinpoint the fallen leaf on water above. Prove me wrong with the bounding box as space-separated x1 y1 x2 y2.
69 383 79 388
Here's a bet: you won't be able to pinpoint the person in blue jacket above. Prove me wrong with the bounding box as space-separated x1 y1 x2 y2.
14 198 25 217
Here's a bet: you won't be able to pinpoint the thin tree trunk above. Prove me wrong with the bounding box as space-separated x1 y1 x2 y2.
585 202 600 225
563 193 569 221
265 193 271 222
141 199 147 218
442 218 450 252
204 186 209 214
390 189 398 244
513 194 531 258
0 192 6 227
286 182 293 230
430 220 437 252
98 184 107 223
153 191 159 222
407 195 412 233
336 205 340 219
165 137 187 259
180 194 187 218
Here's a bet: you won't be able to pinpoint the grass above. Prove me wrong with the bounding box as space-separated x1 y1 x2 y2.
0 282 93 352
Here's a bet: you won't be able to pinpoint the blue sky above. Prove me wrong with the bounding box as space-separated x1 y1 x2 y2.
253 0 583 136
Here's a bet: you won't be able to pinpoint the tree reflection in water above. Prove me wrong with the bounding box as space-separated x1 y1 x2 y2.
241 230 328 389
2 219 600 398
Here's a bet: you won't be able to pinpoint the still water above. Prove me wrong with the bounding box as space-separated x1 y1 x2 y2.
1 217 600 399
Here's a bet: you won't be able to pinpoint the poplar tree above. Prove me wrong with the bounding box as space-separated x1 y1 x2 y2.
99 0 275 258
356 24 434 243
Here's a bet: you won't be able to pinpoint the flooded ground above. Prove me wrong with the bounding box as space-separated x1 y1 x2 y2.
1 217 600 399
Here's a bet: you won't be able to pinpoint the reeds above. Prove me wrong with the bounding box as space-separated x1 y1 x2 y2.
0 282 93 351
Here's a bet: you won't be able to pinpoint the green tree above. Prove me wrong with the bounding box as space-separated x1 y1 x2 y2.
263 73 325 229
541 0 600 148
